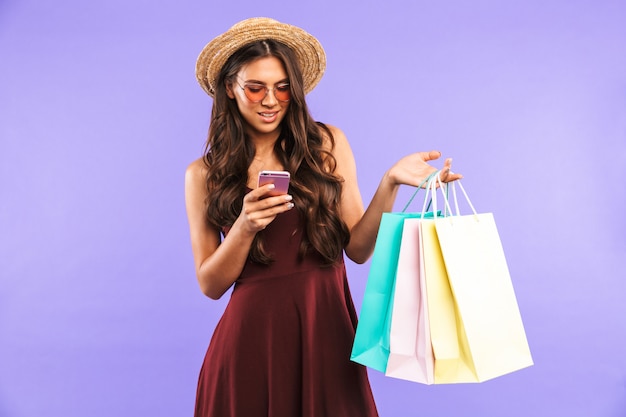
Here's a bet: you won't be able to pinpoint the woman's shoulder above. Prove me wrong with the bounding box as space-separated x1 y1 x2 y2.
186 157 207 173
185 157 208 187
318 123 349 150
314 123 356 178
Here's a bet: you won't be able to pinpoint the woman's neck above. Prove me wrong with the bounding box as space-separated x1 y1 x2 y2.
246 129 290 188
247 129 283 171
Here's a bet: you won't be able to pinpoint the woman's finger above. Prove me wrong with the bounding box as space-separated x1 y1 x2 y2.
422 150 442 162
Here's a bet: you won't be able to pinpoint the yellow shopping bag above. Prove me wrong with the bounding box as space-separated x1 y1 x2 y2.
421 218 478 383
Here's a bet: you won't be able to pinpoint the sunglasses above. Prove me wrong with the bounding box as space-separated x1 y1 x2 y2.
236 79 291 103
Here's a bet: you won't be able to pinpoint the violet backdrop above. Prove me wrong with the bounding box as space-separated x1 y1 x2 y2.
1 0 625 416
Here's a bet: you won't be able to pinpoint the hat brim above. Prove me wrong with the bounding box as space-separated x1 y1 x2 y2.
195 17 326 97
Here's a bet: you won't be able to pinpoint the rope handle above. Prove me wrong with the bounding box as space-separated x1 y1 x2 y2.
401 171 440 213
430 171 478 220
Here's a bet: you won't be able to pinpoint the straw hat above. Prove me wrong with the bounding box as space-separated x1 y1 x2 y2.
195 17 326 97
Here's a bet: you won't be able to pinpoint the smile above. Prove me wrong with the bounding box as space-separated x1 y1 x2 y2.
258 112 279 122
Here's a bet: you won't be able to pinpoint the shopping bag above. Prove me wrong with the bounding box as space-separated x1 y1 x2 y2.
435 214 533 381
425 174 533 383
384 217 435 384
350 212 426 372
421 218 477 383
351 172 441 374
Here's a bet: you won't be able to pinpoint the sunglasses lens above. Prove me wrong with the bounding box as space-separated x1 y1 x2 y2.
274 85 290 101
244 86 266 102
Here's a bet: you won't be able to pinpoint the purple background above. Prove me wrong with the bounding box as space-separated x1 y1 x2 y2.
1 0 625 416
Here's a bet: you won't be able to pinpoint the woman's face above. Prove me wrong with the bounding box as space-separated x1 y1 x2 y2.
227 56 290 139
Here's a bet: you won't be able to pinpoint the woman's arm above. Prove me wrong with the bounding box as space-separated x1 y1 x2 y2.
184 158 294 299
328 126 461 264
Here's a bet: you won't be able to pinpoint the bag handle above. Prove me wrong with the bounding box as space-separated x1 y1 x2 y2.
430 171 479 221
400 171 439 213
427 172 451 218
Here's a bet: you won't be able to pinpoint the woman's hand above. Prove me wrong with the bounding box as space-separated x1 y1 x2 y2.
386 150 463 188
236 184 294 234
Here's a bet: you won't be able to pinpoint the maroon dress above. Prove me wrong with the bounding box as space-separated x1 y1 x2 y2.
194 205 378 417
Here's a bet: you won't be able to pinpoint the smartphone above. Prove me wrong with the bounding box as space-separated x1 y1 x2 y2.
258 170 291 196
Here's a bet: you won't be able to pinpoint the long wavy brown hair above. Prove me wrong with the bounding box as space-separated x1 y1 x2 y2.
203 39 350 266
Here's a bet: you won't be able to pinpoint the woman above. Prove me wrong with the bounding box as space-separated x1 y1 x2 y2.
186 17 460 417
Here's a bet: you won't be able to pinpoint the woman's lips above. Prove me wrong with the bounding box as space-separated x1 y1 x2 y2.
258 111 278 123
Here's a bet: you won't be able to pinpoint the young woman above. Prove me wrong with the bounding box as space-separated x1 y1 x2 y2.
186 17 460 417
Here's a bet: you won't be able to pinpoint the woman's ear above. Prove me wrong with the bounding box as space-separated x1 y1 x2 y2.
225 80 235 99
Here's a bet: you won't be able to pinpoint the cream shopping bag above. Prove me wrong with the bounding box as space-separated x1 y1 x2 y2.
428 175 533 382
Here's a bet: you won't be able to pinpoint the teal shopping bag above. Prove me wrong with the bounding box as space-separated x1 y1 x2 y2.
351 211 438 372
